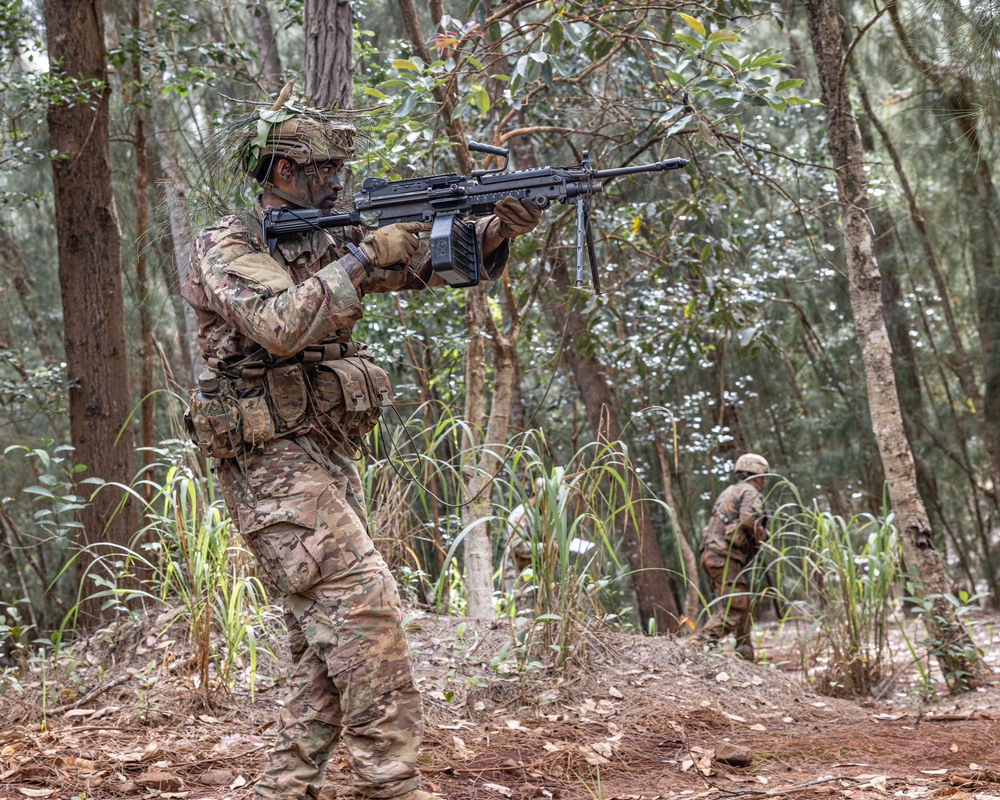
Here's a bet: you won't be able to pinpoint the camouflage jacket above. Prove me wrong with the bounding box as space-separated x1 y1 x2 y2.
699 481 766 561
182 199 510 364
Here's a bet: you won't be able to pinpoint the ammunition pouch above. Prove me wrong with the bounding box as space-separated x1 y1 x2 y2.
185 342 391 456
309 356 394 439
184 386 243 459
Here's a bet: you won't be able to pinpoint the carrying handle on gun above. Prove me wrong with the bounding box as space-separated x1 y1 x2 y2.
468 140 510 176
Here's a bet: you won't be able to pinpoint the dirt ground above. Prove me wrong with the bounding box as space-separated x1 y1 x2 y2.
2 609 1000 800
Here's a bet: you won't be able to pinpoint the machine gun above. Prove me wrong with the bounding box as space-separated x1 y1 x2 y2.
262 141 687 292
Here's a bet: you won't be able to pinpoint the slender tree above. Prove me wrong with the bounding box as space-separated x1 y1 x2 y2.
44 0 136 620
803 0 989 690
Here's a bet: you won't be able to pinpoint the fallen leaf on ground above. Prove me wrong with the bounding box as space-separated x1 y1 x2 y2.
55 756 95 773
483 783 512 796
18 789 53 798
196 769 233 786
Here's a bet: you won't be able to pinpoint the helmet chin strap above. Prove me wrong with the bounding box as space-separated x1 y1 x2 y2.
260 176 316 209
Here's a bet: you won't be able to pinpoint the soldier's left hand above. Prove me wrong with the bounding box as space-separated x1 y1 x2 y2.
493 196 543 238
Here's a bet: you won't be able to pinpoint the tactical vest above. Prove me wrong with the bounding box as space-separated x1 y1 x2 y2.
184 339 393 459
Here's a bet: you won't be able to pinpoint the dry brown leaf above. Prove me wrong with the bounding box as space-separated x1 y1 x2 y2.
136 770 183 792
196 769 233 786
62 709 94 719
55 756 96 773
950 743 960 753
17 789 53 798
483 783 513 797
451 736 473 761
609 687 624 699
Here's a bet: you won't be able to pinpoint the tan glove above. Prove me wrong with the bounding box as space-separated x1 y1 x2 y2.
359 221 428 269
493 196 543 238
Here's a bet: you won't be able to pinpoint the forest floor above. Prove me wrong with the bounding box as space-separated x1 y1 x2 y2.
1 609 1000 800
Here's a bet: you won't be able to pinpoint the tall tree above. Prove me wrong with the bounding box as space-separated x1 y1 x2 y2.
248 2 284 96
803 0 989 690
305 0 353 109
44 0 136 619
397 0 505 618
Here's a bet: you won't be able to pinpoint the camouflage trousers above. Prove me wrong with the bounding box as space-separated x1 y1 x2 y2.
219 438 423 800
698 548 755 661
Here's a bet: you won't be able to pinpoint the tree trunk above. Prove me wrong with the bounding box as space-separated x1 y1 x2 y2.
131 8 155 490
305 0 353 109
138 0 201 387
886 0 1000 432
548 258 680 633
397 0 502 618
44 0 137 621
248 2 284 96
804 0 989 691
460 285 491 618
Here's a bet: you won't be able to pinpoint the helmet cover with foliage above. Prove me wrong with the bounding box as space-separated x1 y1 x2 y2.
734 453 769 476
207 80 358 184
247 113 356 183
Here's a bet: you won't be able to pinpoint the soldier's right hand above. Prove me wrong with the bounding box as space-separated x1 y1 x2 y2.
359 221 428 269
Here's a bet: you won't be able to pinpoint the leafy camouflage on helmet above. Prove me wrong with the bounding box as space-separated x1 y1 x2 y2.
185 84 398 232
243 110 357 180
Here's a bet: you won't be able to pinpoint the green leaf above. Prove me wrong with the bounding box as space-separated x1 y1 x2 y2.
363 87 388 99
775 78 805 92
549 18 563 52
674 33 703 50
395 89 417 117
392 59 420 72
679 13 705 36
708 29 738 42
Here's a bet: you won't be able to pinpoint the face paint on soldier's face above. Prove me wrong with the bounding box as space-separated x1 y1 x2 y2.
308 160 345 210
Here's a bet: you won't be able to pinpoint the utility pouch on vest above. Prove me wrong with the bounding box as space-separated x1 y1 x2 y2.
310 357 393 438
265 363 309 431
235 382 275 448
185 388 242 459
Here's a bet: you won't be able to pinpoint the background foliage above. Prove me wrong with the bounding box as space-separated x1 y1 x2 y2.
1 0 998 695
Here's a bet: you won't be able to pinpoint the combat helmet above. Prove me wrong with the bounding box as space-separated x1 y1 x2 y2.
231 79 357 184
249 115 356 183
734 453 769 477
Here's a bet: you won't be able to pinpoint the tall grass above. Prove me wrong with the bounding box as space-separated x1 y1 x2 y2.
764 485 902 696
62 443 281 704
368 411 645 682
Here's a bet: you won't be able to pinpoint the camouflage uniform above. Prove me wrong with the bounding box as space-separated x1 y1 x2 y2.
182 203 508 799
697 480 767 660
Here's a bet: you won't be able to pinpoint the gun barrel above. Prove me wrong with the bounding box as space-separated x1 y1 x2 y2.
592 157 688 181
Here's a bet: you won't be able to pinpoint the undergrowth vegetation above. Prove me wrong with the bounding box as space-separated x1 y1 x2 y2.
0 430 987 707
